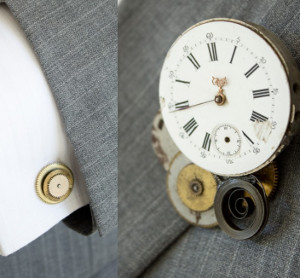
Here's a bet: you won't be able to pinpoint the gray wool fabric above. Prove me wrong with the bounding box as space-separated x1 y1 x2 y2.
0 222 118 278
1 0 118 236
119 0 300 277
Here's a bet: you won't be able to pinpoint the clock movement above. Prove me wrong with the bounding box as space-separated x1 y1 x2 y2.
152 18 300 239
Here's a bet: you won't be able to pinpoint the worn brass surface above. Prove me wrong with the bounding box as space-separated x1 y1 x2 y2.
167 152 218 227
177 164 217 212
36 163 74 204
255 162 279 197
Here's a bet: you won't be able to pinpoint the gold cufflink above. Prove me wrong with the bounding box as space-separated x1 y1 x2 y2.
35 163 74 204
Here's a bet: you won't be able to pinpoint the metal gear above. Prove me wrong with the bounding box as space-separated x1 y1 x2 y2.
167 152 218 228
254 161 279 198
44 172 71 200
177 164 217 212
36 163 74 204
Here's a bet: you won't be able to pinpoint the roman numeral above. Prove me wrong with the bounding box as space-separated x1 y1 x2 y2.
250 111 268 122
252 88 270 98
207 42 218 61
245 63 259 78
242 131 254 145
175 79 190 85
175 100 189 109
187 53 200 69
183 118 198 136
202 132 211 151
229 45 237 64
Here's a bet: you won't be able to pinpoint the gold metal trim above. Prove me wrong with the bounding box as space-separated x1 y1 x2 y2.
177 164 217 212
35 163 74 204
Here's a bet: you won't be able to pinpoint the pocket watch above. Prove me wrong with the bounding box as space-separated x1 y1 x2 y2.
155 18 300 239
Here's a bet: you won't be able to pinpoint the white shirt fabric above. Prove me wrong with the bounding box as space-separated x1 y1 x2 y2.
0 5 89 256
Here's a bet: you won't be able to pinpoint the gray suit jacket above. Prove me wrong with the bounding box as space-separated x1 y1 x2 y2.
0 0 117 277
119 0 300 277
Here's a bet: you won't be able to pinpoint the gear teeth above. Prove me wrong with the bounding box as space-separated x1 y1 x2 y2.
35 163 73 204
255 161 279 199
268 161 279 198
214 175 223 187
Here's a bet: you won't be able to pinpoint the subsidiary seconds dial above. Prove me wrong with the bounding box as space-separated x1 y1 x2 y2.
213 124 241 156
159 18 296 176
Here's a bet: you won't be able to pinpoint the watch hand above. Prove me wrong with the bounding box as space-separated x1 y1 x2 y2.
169 99 215 112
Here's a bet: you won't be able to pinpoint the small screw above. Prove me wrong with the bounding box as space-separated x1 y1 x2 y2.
190 180 203 195
215 95 222 103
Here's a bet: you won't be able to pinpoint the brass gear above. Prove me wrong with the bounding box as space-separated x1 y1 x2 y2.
177 164 217 212
36 163 74 204
43 171 72 200
254 161 279 198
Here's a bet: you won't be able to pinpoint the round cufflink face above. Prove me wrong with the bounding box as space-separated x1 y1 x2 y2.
167 152 218 228
36 163 74 204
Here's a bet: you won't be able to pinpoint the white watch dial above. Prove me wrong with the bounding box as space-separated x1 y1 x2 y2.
159 19 291 176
